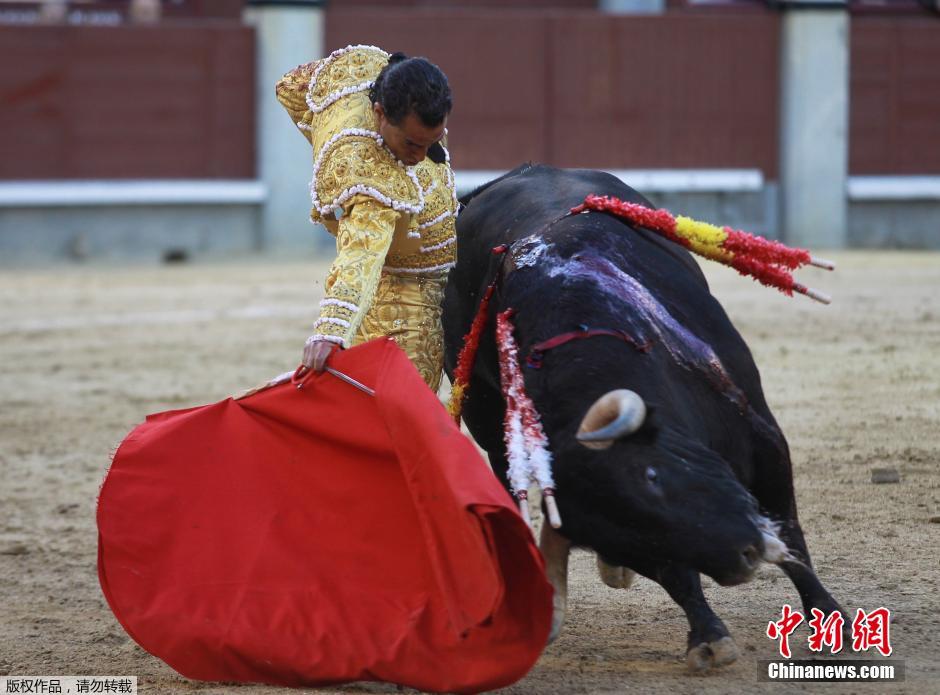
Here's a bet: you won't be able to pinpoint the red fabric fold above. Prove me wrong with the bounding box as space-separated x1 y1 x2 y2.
98 337 552 693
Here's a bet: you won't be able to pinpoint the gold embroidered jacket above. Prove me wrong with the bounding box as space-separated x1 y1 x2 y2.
275 45 458 347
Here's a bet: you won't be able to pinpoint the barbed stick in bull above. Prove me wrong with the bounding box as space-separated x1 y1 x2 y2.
495 308 562 530
448 196 834 424
571 193 835 304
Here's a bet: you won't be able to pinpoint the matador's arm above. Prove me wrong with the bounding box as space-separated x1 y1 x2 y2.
275 61 320 144
311 194 399 347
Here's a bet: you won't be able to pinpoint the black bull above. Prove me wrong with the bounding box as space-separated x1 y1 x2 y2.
442 165 845 670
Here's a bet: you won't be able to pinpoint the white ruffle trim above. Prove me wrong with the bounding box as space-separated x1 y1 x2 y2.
383 261 455 274
446 164 459 214
305 44 388 114
417 209 452 231
305 333 346 347
420 236 456 254
438 132 459 216
309 127 425 218
307 81 373 114
407 231 422 239
314 316 351 329
320 298 360 313
326 183 424 218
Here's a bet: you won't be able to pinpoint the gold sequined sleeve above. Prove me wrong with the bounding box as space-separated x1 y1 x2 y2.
275 61 319 145
314 194 400 347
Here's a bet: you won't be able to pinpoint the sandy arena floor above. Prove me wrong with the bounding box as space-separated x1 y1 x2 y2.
1 251 937 694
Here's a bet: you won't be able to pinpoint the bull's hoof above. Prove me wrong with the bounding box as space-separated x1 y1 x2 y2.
546 584 567 645
597 556 635 589
685 636 739 672
547 605 565 644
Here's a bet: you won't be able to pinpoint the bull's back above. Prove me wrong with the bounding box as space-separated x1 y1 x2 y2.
445 166 703 349
446 165 781 435
457 166 647 253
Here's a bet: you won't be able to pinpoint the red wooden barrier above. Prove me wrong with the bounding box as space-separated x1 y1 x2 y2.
0 24 255 179
326 9 781 174
850 16 940 175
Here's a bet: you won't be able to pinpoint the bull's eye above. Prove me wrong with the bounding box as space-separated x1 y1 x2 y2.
645 466 658 484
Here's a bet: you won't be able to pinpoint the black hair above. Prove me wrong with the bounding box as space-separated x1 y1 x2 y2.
369 52 452 127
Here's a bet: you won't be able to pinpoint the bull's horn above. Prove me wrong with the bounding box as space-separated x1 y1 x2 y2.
576 390 647 450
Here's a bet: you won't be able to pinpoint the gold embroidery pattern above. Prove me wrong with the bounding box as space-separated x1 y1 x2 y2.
319 195 400 346
385 157 458 272
355 272 446 392
276 47 420 224
275 45 456 385
308 45 389 112
315 135 421 220
275 61 319 144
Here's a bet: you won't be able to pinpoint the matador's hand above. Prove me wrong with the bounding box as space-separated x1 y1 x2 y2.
302 338 341 373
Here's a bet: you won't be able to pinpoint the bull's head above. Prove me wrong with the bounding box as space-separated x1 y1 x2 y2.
569 389 789 586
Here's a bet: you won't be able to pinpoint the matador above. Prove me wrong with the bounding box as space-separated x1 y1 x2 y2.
276 45 457 391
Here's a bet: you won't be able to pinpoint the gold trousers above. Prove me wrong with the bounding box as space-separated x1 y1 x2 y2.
354 272 446 392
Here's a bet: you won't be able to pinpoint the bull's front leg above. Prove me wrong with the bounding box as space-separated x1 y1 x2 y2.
751 439 849 634
655 564 739 672
774 517 849 631
539 523 571 644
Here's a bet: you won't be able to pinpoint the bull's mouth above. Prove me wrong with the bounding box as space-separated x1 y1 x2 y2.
709 515 794 586
711 543 762 586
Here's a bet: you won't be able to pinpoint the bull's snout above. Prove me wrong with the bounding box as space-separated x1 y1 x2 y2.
714 542 763 586
741 544 761 573
728 541 763 584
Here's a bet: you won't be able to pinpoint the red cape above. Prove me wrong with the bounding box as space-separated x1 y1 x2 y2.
98 338 552 692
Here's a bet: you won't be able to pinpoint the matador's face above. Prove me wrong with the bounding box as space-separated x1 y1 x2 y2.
374 102 446 167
